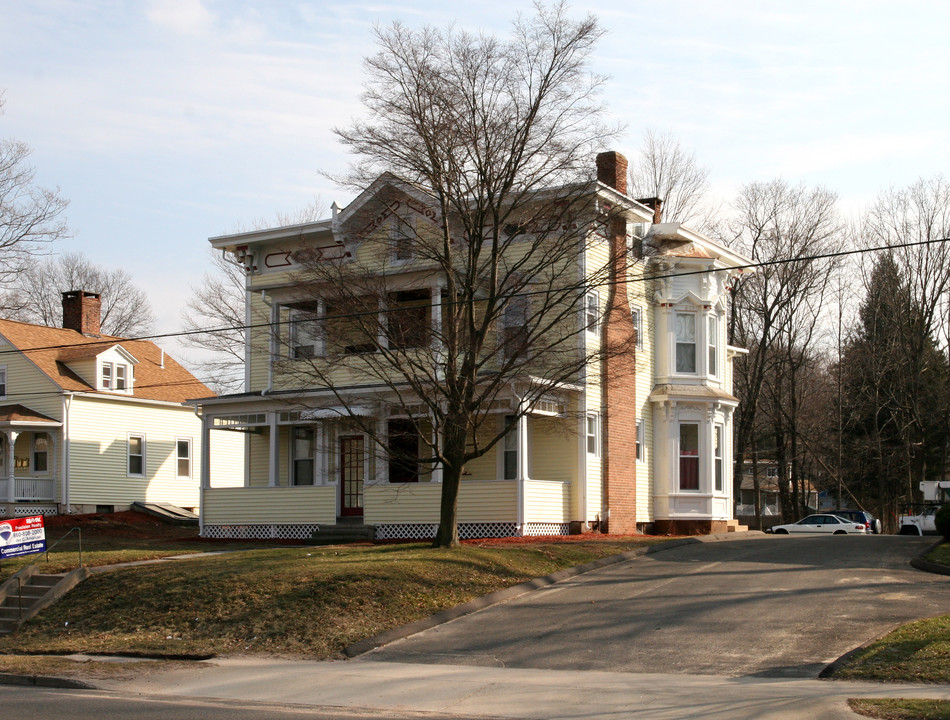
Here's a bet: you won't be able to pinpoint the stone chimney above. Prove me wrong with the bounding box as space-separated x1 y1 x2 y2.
596 151 628 195
62 290 102 336
636 197 663 224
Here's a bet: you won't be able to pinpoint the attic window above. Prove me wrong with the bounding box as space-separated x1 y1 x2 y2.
102 361 132 393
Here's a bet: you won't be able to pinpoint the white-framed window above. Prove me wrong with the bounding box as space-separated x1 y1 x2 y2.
128 434 145 476
714 424 724 492
678 423 699 491
586 413 599 456
674 312 697 374
585 291 599 334
636 419 644 462
390 217 414 262
503 295 529 360
292 426 315 485
707 314 718 377
0 366 7 397
631 306 643 350
176 438 192 478
101 361 130 392
32 433 49 474
503 415 518 480
289 302 322 359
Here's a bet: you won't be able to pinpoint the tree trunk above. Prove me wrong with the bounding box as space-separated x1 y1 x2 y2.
432 418 467 548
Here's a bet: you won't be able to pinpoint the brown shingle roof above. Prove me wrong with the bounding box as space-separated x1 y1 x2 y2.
0 318 214 403
0 404 60 424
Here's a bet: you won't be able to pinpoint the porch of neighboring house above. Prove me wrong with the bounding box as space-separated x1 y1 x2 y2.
197 399 578 541
0 406 63 517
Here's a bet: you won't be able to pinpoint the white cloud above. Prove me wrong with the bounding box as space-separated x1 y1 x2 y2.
147 0 215 36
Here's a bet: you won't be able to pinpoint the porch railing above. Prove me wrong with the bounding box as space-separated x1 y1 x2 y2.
12 476 56 502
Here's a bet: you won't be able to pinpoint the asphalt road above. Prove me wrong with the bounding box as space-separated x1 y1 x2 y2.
361 535 950 678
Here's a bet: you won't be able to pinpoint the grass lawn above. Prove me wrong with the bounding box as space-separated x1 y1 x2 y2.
849 699 950 719
0 513 665 663
927 541 950 567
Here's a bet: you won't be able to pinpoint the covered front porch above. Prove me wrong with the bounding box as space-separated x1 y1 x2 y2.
195 390 579 540
0 404 63 517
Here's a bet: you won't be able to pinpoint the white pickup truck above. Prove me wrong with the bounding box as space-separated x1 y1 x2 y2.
898 504 940 535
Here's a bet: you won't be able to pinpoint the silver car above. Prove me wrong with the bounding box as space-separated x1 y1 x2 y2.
770 514 868 535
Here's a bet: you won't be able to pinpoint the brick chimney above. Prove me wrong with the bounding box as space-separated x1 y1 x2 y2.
636 196 663 224
596 151 628 195
62 290 102 336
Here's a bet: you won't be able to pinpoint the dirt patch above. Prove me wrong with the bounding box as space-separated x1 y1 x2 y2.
44 511 199 541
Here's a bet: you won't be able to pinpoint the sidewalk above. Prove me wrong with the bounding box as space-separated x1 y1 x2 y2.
66 654 950 720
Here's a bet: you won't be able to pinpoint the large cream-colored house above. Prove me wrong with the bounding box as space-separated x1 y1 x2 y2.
0 291 242 517
196 152 751 540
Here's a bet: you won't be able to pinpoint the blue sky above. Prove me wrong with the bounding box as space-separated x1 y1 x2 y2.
2 1 949 366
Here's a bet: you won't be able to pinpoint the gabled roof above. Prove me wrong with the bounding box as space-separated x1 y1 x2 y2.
0 404 61 425
0 318 214 403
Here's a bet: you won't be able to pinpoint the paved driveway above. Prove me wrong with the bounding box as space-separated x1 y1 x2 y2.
362 535 950 678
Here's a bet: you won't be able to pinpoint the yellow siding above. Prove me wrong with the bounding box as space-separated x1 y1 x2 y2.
248 292 272 392
68 397 205 507
530 416 575 482
365 479 517 523
208 430 245 488
202 486 336 524
248 431 270 487
524 479 571 523
631 276 655 523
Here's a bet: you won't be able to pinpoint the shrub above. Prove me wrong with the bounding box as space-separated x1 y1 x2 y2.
935 504 950 541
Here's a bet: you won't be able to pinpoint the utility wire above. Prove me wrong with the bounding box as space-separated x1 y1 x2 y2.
0 234 947 358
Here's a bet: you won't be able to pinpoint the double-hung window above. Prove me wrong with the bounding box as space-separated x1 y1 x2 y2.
679 423 699 491
631 306 643 350
503 296 529 360
585 292 599 334
714 425 724 492
707 315 718 377
503 415 518 480
675 312 697 373
289 302 321 359
586 413 599 456
176 438 192 478
293 426 315 485
0 366 7 397
128 435 145 476
101 362 113 390
32 433 49 473
391 217 413 262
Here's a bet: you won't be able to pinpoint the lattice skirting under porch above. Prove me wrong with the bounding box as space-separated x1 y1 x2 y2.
203 521 573 541
201 524 322 540
0 504 59 518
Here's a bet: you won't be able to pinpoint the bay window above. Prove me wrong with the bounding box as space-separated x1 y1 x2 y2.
675 313 696 373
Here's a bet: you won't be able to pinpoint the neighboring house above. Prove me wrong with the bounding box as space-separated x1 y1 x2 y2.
737 460 819 519
0 291 243 518
195 151 753 540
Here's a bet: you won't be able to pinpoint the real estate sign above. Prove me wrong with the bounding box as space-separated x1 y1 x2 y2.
0 516 46 559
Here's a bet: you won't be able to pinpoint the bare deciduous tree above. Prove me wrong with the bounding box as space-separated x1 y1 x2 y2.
287 3 625 547
0 93 69 280
729 179 842 523
627 128 718 232
1 251 155 336
182 201 327 393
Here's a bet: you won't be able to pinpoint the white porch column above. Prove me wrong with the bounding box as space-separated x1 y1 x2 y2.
5 431 18 504
268 411 279 487
200 415 212 490
516 403 528 529
375 418 387 485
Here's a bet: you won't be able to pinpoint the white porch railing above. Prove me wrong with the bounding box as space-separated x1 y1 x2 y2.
13 476 56 502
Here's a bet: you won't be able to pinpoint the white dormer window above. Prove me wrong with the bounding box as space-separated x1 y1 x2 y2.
391 217 414 262
101 360 132 393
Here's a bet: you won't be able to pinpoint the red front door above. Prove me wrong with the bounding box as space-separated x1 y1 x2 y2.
339 436 364 517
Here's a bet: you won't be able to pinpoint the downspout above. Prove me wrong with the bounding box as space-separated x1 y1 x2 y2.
62 393 72 513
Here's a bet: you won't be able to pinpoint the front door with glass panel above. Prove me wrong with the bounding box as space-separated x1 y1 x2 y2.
339 436 364 517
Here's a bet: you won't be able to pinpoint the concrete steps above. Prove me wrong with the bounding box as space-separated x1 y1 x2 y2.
0 565 89 635
307 524 376 545
725 519 748 533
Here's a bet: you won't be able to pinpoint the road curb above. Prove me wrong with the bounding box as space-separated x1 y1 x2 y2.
0 671 94 689
910 539 950 576
342 533 762 658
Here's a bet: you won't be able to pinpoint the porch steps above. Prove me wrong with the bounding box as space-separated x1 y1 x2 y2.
306 524 376 546
725 519 749 533
132 501 199 526
0 565 90 635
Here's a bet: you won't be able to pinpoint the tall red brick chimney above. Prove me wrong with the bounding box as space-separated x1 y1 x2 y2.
596 151 639 534
62 290 102 336
596 151 628 195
